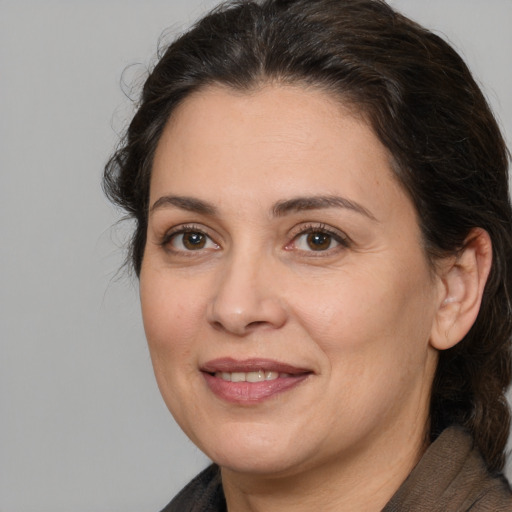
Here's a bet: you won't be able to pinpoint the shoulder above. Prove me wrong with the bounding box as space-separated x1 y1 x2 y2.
384 427 512 511
159 464 226 512
464 459 512 512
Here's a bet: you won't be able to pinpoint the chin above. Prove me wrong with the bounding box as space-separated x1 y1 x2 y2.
213 450 306 477
197 424 312 476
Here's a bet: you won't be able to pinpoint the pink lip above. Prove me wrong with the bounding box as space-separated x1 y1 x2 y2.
201 358 310 374
201 358 312 404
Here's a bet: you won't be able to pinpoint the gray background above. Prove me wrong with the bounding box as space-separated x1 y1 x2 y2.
1 1 511 511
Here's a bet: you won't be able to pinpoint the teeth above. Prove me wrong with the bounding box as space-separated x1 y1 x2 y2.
231 372 245 382
215 370 283 382
246 370 265 382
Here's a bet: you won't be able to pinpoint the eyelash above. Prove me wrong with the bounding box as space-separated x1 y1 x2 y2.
288 223 350 253
160 223 350 255
161 224 219 254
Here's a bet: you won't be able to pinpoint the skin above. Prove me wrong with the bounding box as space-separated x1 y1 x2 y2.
139 84 489 511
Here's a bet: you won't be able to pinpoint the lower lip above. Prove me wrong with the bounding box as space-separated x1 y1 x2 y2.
202 372 310 404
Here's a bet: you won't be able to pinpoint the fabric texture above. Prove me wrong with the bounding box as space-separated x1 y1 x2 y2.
161 463 226 512
160 427 512 511
382 427 512 511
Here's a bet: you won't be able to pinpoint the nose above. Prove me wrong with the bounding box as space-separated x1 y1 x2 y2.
206 252 288 336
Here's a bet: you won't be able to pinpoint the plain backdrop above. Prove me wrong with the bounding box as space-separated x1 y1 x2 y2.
1 1 511 511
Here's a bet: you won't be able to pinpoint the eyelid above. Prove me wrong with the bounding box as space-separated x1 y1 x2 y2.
286 223 351 251
161 223 220 251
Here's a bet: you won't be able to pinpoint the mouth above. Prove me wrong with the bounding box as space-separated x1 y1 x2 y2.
213 370 289 382
200 358 312 404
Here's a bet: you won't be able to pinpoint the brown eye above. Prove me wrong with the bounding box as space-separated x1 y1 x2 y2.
306 232 332 251
290 227 348 253
182 231 207 250
167 229 219 252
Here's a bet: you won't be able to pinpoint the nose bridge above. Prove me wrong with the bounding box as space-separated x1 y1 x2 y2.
207 243 287 335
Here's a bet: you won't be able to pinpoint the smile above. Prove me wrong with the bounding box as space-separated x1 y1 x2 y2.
202 358 312 403
215 370 289 382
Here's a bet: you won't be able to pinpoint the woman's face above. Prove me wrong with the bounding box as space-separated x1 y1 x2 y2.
140 84 443 478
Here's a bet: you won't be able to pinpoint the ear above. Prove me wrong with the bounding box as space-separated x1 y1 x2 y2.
430 228 492 351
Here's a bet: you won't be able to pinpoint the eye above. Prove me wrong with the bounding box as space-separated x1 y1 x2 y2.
294 231 338 251
164 228 219 252
288 225 349 253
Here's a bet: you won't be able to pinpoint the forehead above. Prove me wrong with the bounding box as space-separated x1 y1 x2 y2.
150 84 409 222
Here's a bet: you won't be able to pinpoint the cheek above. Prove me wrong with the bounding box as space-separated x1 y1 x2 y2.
139 272 209 427
292 264 437 427
288 258 436 357
139 272 206 367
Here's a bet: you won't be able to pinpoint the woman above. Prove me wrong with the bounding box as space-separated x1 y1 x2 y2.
104 0 512 510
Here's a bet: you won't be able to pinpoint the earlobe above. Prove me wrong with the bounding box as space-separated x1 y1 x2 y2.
430 228 492 351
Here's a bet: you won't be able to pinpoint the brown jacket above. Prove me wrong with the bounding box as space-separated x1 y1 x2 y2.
161 427 512 511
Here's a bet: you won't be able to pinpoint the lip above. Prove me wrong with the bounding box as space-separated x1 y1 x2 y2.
201 357 310 374
201 358 312 404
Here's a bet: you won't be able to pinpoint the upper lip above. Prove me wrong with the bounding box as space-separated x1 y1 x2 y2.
201 358 311 375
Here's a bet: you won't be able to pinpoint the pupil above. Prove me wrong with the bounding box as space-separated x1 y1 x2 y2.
307 232 331 250
184 232 205 249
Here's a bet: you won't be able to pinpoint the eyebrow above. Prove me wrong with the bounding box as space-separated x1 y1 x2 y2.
149 194 376 221
149 195 218 216
272 195 377 221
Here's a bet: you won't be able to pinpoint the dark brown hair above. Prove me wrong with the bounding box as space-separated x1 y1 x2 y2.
103 0 512 472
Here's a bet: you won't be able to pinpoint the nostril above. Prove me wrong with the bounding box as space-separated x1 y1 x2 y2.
210 320 226 332
246 320 270 330
209 319 270 335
